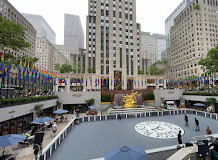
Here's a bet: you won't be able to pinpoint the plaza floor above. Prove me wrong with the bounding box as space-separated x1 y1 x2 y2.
49 114 218 160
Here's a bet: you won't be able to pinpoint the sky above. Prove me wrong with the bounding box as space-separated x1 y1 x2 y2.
8 0 183 45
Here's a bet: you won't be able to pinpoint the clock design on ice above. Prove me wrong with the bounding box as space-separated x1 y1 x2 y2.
134 121 184 139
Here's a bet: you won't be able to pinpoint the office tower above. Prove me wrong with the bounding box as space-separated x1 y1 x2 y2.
55 45 77 64
70 48 86 73
23 13 56 44
152 34 166 60
86 0 141 90
36 37 66 72
165 0 193 49
0 0 36 58
64 14 85 54
141 32 157 65
167 0 218 78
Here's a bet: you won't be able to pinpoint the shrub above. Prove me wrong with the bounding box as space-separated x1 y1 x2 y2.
85 98 95 106
101 95 111 102
146 94 155 101
193 4 200 9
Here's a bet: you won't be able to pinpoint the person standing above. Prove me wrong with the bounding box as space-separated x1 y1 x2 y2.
208 137 218 159
178 130 183 146
195 118 200 131
52 122 57 137
184 115 189 126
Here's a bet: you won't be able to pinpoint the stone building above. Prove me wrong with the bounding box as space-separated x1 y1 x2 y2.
86 0 142 90
167 0 218 78
55 45 77 64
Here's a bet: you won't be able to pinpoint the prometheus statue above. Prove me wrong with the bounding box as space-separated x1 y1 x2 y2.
123 90 140 108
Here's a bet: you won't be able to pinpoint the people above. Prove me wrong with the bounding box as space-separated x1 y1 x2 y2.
118 113 121 120
206 126 212 135
194 118 200 131
61 114 64 121
52 122 57 137
208 137 218 159
178 130 183 146
184 114 189 126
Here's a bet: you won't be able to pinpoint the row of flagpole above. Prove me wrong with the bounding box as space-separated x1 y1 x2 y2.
0 53 57 99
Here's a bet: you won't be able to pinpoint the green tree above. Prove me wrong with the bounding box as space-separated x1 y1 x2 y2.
198 46 218 73
149 66 166 75
156 59 167 64
60 64 72 73
33 104 43 118
0 16 31 52
138 70 144 75
193 4 200 9
87 67 95 73
85 98 95 106
72 62 82 73
54 63 61 72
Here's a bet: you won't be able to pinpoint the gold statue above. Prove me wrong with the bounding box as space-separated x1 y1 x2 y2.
123 90 140 108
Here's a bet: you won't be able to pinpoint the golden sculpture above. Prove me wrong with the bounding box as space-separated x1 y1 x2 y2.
123 90 141 108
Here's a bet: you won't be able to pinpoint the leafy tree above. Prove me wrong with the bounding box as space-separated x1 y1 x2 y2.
60 64 72 73
72 62 82 73
193 4 200 9
149 66 166 75
33 104 43 118
156 59 167 64
0 16 31 52
87 67 95 73
198 46 218 73
54 63 61 72
85 98 95 106
138 70 144 75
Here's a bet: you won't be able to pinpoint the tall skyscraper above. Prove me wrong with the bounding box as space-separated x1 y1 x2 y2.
23 13 56 44
167 0 218 78
141 32 157 65
152 34 166 60
64 14 84 54
86 0 141 90
165 0 193 49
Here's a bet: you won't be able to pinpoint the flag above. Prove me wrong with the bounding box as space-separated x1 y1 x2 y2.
10 73 13 85
70 76 73 85
7 56 11 83
26 62 29 81
30 65 34 82
18 60 22 81
86 78 87 86
0 52 4 75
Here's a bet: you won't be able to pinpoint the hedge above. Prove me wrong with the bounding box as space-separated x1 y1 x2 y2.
0 95 58 105
146 94 155 100
101 95 111 102
183 92 218 96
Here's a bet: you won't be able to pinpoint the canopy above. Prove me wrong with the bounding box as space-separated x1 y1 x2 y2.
30 117 53 124
0 134 26 148
194 103 206 107
88 105 98 109
166 101 174 104
54 109 69 114
105 146 147 160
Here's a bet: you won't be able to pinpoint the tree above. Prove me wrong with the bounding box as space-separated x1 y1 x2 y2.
149 66 166 75
33 104 43 118
60 64 72 73
54 63 61 72
0 16 31 52
72 62 82 73
198 46 218 73
87 67 95 73
138 70 144 75
85 98 95 106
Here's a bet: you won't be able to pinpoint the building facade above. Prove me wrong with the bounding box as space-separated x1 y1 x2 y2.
167 0 218 78
152 33 166 60
35 37 66 72
70 48 86 74
0 0 36 58
64 14 85 54
141 32 158 65
86 0 142 90
165 0 193 49
23 13 56 44
55 45 77 64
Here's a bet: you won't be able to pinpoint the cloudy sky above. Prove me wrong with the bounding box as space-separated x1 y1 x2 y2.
8 0 182 45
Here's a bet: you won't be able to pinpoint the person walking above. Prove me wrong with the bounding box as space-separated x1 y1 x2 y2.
52 122 57 137
178 130 183 147
194 118 200 131
184 114 189 126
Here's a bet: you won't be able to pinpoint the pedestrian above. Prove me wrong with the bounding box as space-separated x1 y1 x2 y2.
194 118 200 131
52 122 57 137
184 114 189 126
118 113 121 120
178 130 183 146
208 137 218 159
206 126 212 135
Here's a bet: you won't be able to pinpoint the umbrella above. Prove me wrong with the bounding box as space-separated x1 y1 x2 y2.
105 146 147 160
54 109 69 114
88 105 98 109
30 117 53 124
0 134 26 148
194 103 206 107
